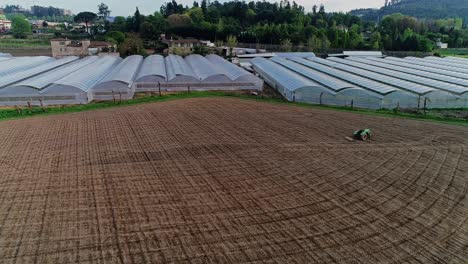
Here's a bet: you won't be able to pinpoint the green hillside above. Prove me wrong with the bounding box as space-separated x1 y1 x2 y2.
351 0 468 22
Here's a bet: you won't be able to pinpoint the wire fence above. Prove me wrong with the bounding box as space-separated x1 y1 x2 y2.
0 94 88 106
135 82 262 92
288 90 468 110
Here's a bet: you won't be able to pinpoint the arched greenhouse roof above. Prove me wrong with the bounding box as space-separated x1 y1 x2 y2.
10 56 98 91
136 55 167 82
334 57 468 95
251 57 333 94
271 57 358 92
0 56 55 78
290 57 399 95
0 56 78 88
185 54 230 81
98 55 143 85
205 54 251 81
51 56 121 93
165 54 197 81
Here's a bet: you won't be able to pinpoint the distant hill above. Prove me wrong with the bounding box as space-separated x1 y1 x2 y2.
350 0 468 23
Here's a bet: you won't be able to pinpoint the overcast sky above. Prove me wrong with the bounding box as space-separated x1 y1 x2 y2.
3 0 385 16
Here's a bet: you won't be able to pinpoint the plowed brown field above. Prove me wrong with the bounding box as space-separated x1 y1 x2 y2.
1 97 468 264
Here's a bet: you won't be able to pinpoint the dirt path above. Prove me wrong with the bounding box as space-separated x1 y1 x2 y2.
0 97 467 263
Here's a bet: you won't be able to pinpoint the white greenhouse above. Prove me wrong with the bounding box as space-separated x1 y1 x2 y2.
136 55 167 82
134 54 262 92
43 56 122 104
0 54 264 106
270 57 384 109
0 57 98 106
289 57 420 108
367 57 468 81
206 54 263 90
164 54 200 90
185 54 232 84
251 57 336 104
313 57 460 108
92 55 143 100
0 56 55 77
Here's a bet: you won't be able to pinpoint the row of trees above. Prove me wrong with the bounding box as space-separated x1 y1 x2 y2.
109 0 448 52
6 0 468 52
100 1 376 52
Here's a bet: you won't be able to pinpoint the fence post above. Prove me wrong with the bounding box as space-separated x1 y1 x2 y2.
158 82 161 97
423 97 430 115
188 86 191 94
319 92 323 105
112 91 116 103
351 99 354 109
39 99 45 112
417 95 421 110
119 92 122 103
293 91 296 102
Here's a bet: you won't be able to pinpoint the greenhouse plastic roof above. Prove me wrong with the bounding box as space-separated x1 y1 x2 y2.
165 55 197 80
0 56 54 77
271 57 357 92
441 56 468 65
391 57 468 75
205 54 251 81
12 56 99 90
424 56 468 69
136 55 167 81
367 57 468 81
52 56 121 92
99 55 142 85
275 52 316 58
0 56 78 88
251 57 327 92
348 57 468 88
316 57 435 95
185 54 228 81
333 57 468 95
289 57 399 95
405 57 468 74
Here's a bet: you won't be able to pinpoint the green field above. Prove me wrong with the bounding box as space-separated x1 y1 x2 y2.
0 38 51 48
0 91 467 126
435 48 468 58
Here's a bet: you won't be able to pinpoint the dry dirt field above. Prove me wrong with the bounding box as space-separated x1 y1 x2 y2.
1 97 468 264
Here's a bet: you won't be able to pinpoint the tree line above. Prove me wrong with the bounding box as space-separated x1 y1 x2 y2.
5 1 468 52
99 0 468 53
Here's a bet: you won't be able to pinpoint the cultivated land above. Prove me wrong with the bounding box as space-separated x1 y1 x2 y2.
1 97 468 263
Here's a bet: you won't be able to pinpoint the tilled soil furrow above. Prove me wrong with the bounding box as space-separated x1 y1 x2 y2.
0 97 467 263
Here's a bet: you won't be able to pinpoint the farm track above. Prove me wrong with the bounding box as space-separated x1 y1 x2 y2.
0 97 468 263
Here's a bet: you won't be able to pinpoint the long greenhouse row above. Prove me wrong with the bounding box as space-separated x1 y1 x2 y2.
135 54 263 92
251 55 468 109
0 54 263 106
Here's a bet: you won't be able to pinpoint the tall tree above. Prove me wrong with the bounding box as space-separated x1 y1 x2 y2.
134 7 141 32
201 0 207 14
226 35 238 57
74 12 97 34
97 3 111 20
11 15 31 38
